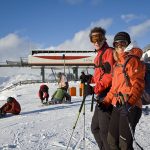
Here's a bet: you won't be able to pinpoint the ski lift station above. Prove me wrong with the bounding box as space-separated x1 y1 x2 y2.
17 47 150 68
27 50 96 81
28 50 96 66
0 47 150 82
0 50 97 82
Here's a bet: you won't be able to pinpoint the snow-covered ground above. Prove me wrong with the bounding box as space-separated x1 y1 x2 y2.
0 78 150 150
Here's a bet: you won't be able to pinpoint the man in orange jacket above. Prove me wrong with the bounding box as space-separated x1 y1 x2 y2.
0 97 21 115
100 32 145 149
89 27 115 150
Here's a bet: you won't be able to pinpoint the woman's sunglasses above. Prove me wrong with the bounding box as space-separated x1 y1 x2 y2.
113 40 128 48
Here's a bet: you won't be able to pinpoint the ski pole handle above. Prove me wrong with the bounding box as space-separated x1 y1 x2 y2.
119 92 125 105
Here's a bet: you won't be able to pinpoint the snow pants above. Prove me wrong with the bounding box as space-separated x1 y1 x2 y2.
107 106 142 150
91 104 112 150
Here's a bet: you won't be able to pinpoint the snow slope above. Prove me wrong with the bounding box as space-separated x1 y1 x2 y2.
0 81 150 150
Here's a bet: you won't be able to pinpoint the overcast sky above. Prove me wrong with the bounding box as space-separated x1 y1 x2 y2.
0 0 150 61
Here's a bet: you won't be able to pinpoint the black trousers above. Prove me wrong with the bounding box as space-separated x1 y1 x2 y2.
107 106 142 150
91 104 112 150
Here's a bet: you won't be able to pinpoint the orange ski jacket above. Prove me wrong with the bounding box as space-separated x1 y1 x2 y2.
91 43 115 94
104 48 145 108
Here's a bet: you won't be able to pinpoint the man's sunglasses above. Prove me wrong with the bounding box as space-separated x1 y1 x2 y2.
113 40 128 48
90 34 103 43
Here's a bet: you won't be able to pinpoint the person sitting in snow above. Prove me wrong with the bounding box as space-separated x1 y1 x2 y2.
38 84 49 104
0 97 21 116
56 72 71 103
50 88 71 104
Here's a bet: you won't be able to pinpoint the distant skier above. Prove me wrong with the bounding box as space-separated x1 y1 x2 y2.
38 84 49 104
80 71 93 84
0 97 21 116
50 88 71 104
80 71 87 83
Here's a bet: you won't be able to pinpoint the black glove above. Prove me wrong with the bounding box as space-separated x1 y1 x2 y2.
102 62 111 74
119 102 131 116
98 101 107 112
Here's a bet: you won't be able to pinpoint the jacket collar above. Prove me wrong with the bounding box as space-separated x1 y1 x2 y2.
97 42 109 53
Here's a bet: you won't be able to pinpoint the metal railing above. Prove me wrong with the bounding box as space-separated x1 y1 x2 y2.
0 79 54 92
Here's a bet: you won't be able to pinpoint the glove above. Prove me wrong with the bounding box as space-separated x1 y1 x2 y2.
103 62 111 74
119 102 131 116
98 101 107 112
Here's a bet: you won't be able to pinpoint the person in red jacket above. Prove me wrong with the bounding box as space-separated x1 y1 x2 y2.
38 84 49 104
0 97 21 115
100 32 145 150
89 27 115 150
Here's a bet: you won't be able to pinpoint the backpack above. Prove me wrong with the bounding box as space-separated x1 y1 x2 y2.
141 63 150 105
122 55 150 105
53 88 65 100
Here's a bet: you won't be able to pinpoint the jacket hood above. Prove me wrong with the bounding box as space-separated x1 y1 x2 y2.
124 41 138 52
128 48 143 59
124 41 143 59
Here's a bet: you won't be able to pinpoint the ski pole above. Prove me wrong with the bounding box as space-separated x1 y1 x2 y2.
73 95 86 129
66 92 87 150
128 121 144 150
90 93 94 112
119 93 144 150
83 94 86 150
